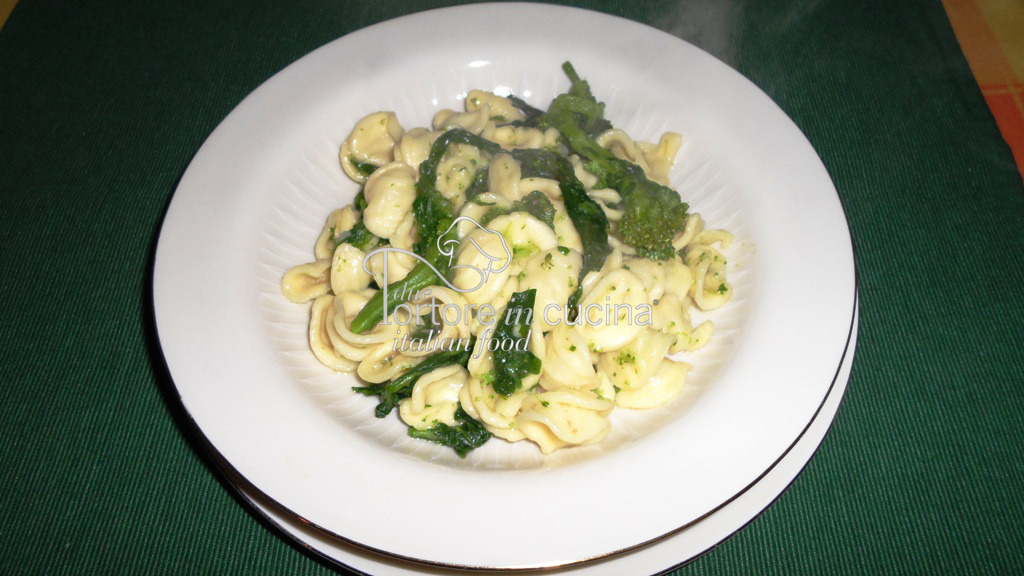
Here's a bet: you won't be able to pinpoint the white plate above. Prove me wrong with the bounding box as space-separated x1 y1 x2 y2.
154 3 856 570
227 297 857 575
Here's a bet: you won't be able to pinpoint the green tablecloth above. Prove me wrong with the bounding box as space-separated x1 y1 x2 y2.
2 0 1022 573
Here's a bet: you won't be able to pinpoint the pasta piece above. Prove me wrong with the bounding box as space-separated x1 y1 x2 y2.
361 162 417 239
329 289 403 362
356 340 421 384
623 254 693 304
365 212 417 286
518 177 561 200
596 328 674 391
539 323 599 392
636 132 682 186
467 274 522 337
399 286 473 356
314 206 359 260
281 259 331 303
614 359 691 409
481 123 559 150
569 154 600 189
650 293 714 353
464 90 526 122
433 104 491 135
685 245 731 310
309 295 359 372
486 212 559 264
693 228 734 250
488 153 522 201
452 225 515 307
330 243 372 295
517 389 614 453
586 188 625 225
521 247 582 326
672 213 704 251
460 379 530 442
549 199 584 253
399 365 469 429
340 111 405 183
434 142 485 212
457 193 511 237
575 267 650 353
395 127 439 176
595 129 655 181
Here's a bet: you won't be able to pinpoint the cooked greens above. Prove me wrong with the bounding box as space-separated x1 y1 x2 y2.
408 406 492 458
490 289 542 396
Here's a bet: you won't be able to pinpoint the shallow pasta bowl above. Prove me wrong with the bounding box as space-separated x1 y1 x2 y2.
153 3 856 570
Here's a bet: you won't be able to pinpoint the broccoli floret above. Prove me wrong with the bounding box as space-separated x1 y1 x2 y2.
530 62 689 259
593 158 689 260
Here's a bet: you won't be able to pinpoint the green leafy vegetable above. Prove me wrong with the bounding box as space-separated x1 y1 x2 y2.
506 94 546 126
465 163 490 199
353 190 368 211
349 157 379 177
482 189 557 229
491 289 542 396
528 62 689 259
333 220 380 253
409 312 441 341
407 406 492 457
536 62 612 137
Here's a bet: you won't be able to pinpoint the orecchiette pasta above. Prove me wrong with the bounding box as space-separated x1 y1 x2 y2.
575 267 650 353
395 127 439 175
314 206 359 260
465 90 525 122
434 143 484 212
613 360 691 410
637 132 682 185
340 111 405 183
539 323 599 392
309 295 359 372
284 72 737 457
361 162 417 239
399 365 469 429
596 328 675 391
517 389 614 454
281 259 331 303
433 104 491 134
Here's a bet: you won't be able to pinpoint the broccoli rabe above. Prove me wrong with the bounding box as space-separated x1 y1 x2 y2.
348 156 379 177
530 62 690 260
331 190 381 253
333 220 380 253
408 406 491 458
481 189 557 229
490 289 542 396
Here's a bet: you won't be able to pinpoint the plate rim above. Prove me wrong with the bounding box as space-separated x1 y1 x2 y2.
176 290 859 573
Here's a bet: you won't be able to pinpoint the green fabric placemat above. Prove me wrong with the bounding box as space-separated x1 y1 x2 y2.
1 0 1022 574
